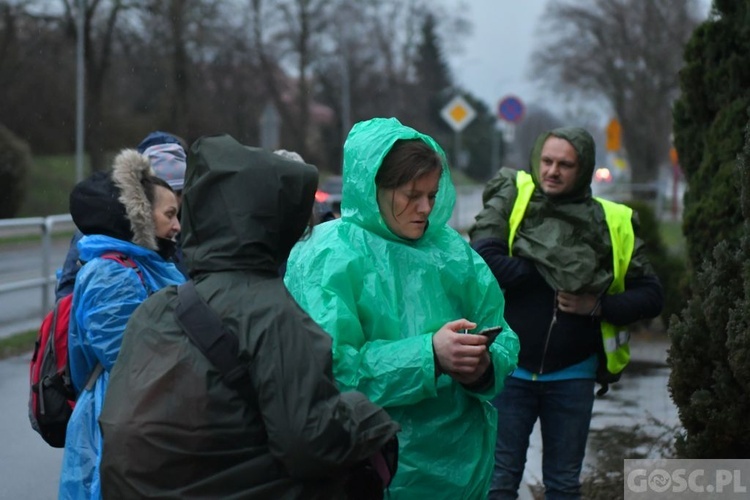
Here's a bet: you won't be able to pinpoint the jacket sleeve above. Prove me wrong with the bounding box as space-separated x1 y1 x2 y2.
56 231 83 300
600 214 664 325
252 300 399 479
318 283 440 408
285 254 443 409
471 237 545 292
459 249 520 401
76 260 148 371
600 275 663 325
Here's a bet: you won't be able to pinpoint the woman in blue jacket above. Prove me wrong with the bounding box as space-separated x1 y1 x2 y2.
58 149 185 500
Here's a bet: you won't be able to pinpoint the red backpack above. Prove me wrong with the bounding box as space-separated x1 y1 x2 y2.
28 252 144 448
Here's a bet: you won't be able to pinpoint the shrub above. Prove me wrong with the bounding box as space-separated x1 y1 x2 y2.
667 122 750 458
624 201 687 329
0 123 31 218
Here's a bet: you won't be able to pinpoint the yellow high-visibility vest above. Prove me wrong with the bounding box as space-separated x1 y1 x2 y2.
508 170 634 374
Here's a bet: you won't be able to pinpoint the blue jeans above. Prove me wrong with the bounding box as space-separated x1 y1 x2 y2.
488 377 595 500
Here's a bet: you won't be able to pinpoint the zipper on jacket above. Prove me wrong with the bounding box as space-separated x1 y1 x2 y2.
538 292 558 374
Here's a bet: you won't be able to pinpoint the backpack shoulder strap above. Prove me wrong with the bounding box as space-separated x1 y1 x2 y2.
100 252 149 293
174 281 253 401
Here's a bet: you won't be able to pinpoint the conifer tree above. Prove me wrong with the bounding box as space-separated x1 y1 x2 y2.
668 123 750 457
672 0 750 271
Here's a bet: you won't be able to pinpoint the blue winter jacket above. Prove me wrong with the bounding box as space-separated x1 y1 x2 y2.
58 235 184 500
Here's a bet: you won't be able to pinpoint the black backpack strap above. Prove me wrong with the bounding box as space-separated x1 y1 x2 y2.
174 281 253 401
83 363 104 391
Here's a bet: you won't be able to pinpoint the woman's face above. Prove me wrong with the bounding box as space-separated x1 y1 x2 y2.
152 185 181 240
377 168 441 240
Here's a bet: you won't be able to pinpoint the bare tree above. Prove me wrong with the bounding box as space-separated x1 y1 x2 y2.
530 0 701 189
60 0 142 171
248 0 334 159
134 0 224 138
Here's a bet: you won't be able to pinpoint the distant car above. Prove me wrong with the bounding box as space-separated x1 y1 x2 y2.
315 175 342 220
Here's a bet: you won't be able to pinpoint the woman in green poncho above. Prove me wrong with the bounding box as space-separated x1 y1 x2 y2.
284 117 520 499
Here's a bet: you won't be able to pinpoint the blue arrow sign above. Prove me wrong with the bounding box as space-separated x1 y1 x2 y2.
498 96 525 123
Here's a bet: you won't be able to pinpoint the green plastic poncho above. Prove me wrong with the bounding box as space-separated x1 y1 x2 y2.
284 118 519 499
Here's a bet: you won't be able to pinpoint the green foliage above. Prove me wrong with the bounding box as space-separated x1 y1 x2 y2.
625 201 687 329
673 4 750 272
667 240 750 457
457 92 504 182
415 13 452 100
667 122 750 458
0 124 31 218
0 329 36 360
18 155 80 217
669 1 750 458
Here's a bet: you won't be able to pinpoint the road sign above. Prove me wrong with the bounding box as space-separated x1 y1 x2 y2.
498 95 525 123
606 118 622 152
440 96 476 132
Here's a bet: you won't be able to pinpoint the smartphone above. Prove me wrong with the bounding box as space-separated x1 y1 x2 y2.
476 326 503 345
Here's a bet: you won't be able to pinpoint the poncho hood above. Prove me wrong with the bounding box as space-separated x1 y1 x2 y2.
180 134 318 276
341 117 455 243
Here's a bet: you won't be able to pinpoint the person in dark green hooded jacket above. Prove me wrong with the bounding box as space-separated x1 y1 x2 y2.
99 134 400 499
469 127 663 499
284 118 520 499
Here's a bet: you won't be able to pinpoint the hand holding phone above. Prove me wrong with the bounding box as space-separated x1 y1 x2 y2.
476 326 503 345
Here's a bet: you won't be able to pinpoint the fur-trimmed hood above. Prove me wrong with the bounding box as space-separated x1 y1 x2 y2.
112 149 158 250
70 149 158 251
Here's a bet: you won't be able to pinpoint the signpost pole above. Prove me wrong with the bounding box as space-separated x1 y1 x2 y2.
440 95 477 229
497 95 525 170
75 0 85 182
454 130 461 222
490 120 500 174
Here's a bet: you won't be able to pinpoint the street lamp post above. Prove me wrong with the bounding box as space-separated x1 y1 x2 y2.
75 0 85 182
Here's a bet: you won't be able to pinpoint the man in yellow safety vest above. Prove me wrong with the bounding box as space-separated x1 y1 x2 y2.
469 127 663 500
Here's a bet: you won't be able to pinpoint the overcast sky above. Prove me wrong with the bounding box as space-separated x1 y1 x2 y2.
442 1 549 117
441 0 714 123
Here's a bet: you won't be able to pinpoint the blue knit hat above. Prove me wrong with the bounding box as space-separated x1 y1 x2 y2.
137 131 187 191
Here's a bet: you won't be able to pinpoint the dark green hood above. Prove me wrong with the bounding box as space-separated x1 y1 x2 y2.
470 127 621 293
180 134 318 275
529 127 595 201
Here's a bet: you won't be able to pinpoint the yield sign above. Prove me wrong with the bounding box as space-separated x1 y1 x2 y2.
440 95 476 132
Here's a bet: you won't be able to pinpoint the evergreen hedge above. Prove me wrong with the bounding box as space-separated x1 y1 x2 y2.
0 124 30 218
668 1 750 457
668 123 750 457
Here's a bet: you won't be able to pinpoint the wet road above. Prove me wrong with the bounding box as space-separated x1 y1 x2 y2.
0 352 63 499
0 336 676 498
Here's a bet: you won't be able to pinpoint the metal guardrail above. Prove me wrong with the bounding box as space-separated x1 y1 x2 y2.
0 214 73 315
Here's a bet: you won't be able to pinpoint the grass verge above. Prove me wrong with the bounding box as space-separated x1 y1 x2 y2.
658 219 686 257
19 154 82 217
0 330 36 360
